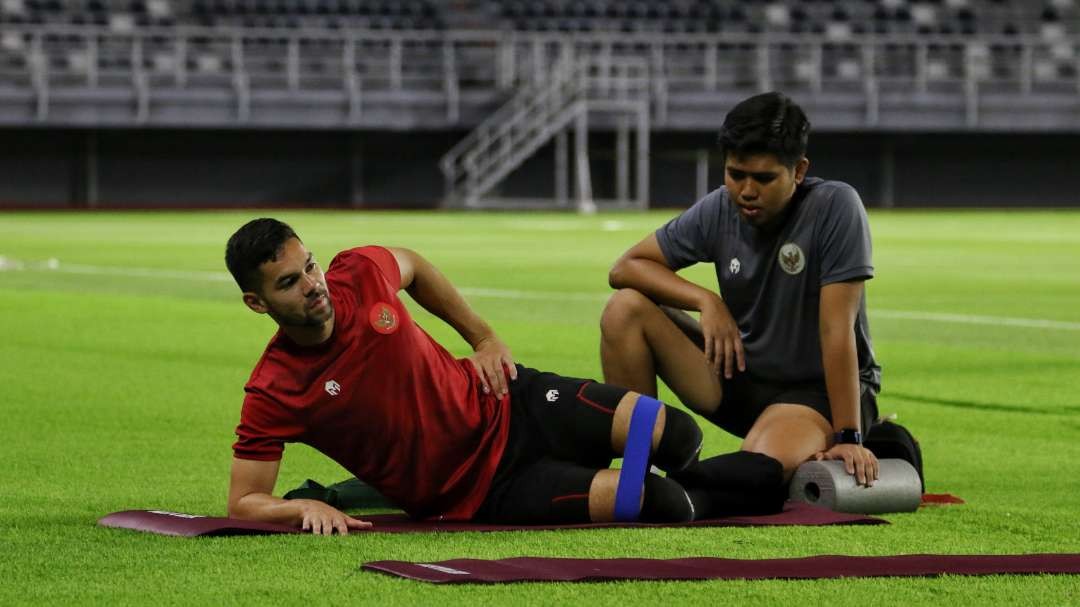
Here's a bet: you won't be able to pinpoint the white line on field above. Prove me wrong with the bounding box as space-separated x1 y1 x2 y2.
4 257 1080 331
869 309 1080 331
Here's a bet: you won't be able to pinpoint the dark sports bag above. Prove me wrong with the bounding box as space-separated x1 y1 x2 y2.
283 478 394 510
864 420 925 493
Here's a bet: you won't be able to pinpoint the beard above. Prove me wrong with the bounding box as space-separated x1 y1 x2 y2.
269 293 335 328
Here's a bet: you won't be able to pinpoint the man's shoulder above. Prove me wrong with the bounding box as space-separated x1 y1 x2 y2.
327 246 382 275
801 178 865 214
803 177 859 199
327 246 399 289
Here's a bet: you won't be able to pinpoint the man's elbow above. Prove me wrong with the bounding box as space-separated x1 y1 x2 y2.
227 499 247 520
227 493 261 521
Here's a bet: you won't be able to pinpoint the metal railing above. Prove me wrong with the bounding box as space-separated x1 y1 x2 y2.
439 51 650 207
1 25 1079 128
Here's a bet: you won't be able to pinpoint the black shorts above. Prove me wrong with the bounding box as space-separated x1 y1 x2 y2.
657 306 879 439
473 365 629 524
710 372 879 439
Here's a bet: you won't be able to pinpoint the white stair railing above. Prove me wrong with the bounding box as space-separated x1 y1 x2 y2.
440 53 651 208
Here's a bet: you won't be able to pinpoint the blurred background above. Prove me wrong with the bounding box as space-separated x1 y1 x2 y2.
1 0 1079 211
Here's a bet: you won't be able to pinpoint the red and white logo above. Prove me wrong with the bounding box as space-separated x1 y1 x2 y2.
324 380 341 396
369 302 399 334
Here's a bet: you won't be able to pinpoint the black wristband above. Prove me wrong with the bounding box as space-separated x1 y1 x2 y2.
834 428 862 445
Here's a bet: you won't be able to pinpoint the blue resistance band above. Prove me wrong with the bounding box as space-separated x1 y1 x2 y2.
613 395 662 522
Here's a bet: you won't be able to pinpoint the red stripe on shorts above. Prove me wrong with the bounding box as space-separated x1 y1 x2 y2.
551 492 590 504
576 382 615 415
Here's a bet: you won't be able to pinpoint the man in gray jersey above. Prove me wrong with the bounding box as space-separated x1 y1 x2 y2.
600 92 880 504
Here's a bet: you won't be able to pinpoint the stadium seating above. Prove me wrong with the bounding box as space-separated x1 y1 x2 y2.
483 1 1078 36
1 1 1077 131
0 0 447 30
0 1 1075 36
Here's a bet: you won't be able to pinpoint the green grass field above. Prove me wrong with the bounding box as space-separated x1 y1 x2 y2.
2 209 1079 605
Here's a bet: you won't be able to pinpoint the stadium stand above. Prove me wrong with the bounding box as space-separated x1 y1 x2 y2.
0 1 1078 208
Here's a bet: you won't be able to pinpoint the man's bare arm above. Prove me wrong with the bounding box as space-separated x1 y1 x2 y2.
228 457 371 535
609 234 714 309
609 234 745 377
387 247 516 395
816 280 878 486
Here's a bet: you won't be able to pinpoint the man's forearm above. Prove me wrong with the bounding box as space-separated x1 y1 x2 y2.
821 332 862 432
610 257 719 312
405 254 494 347
229 492 306 525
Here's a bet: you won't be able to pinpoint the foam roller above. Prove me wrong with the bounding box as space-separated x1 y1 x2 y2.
788 459 921 514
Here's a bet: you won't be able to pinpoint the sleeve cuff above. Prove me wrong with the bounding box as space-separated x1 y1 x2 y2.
821 266 874 286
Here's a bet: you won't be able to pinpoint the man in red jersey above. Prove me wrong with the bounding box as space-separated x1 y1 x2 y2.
224 218 734 534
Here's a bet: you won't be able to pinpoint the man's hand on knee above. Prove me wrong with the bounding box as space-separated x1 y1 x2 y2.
698 294 745 379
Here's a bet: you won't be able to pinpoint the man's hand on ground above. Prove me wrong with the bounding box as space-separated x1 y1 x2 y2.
468 335 517 396
813 443 879 487
297 499 372 535
699 296 745 379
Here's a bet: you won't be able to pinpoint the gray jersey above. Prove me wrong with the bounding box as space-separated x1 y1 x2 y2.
656 177 881 390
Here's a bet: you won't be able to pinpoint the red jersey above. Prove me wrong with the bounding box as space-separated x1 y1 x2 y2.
233 246 510 520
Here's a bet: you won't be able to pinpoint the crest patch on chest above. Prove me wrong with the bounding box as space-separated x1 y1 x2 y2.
369 302 399 334
778 242 806 275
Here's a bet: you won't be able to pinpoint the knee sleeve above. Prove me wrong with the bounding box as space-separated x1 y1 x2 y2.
653 405 703 473
674 451 787 518
639 474 695 523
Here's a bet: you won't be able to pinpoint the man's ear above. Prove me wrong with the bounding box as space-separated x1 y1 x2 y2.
794 157 810 183
242 292 268 314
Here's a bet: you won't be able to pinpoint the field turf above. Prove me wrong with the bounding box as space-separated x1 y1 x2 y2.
1 209 1078 605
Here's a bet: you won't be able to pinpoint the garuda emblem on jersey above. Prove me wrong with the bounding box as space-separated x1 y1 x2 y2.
778 242 806 275
369 302 399 334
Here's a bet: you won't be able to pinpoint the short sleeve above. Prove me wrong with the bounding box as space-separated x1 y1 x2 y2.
327 246 402 291
232 391 301 461
817 185 874 286
654 190 724 270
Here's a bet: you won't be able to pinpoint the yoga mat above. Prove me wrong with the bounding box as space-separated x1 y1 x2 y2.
362 553 1080 584
99 510 301 537
361 501 884 532
98 501 884 537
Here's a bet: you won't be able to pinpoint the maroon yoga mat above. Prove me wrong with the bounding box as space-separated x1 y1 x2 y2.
361 501 884 532
98 502 883 537
98 510 301 537
362 554 1080 584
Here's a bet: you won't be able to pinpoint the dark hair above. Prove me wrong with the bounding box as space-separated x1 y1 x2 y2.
225 218 299 292
717 92 810 168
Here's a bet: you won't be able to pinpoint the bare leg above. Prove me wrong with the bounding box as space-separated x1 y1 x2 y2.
600 289 723 415
609 390 664 454
587 469 621 521
741 404 832 481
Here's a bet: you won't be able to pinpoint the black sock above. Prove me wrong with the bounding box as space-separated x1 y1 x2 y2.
652 406 703 473
639 474 695 523
671 451 787 519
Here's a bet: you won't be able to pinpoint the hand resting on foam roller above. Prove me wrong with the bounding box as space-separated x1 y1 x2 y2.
788 459 922 514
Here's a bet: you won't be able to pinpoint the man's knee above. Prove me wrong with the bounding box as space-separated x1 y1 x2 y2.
600 288 655 336
608 390 702 472
742 404 831 481
588 470 695 523
654 405 703 473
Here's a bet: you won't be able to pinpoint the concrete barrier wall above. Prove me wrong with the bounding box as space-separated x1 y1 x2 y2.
1 128 1077 209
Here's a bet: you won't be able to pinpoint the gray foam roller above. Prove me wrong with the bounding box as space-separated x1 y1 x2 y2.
788 459 921 514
